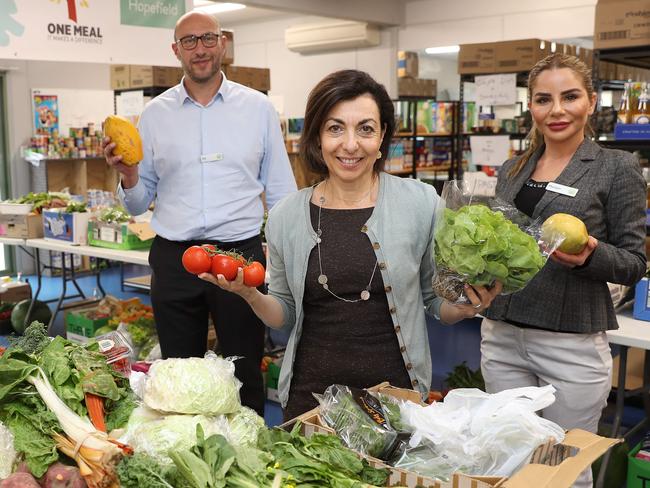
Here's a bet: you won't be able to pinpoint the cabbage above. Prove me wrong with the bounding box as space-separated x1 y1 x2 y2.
0 420 16 479
122 406 231 465
143 352 241 414
227 406 266 447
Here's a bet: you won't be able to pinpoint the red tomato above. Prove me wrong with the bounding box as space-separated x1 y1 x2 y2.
182 246 212 274
211 254 241 281
243 261 265 287
202 244 217 253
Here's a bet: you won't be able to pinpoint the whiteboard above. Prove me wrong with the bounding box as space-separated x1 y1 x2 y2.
475 74 517 107
32 88 114 134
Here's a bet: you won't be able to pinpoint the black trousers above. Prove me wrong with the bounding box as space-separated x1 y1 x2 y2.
148 234 266 416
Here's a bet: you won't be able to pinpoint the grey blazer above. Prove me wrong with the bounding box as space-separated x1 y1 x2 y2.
484 138 647 333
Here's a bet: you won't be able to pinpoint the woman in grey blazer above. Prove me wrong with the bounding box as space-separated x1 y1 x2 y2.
482 54 647 488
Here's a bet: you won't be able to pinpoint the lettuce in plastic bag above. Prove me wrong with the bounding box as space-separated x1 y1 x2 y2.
143 352 241 415
0 420 16 479
121 406 231 465
226 406 265 448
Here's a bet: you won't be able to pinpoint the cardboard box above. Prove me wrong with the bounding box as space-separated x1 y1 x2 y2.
494 39 551 73
397 78 437 98
224 65 270 92
286 383 619 488
110 65 130 90
398 51 419 78
0 214 43 239
458 43 496 74
594 0 650 50
42 209 90 245
88 220 155 250
130 65 183 88
222 29 234 65
0 282 31 304
65 300 109 343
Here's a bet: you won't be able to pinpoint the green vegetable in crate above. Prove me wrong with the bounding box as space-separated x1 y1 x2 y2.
99 205 132 224
94 324 119 337
434 205 545 295
11 299 52 335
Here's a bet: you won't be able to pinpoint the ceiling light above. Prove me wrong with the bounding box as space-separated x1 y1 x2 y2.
424 45 460 55
194 2 246 14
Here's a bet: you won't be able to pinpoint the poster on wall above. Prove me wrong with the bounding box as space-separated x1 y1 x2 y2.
32 94 59 133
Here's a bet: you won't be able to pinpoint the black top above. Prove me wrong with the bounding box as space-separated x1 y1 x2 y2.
284 203 411 420
513 178 547 218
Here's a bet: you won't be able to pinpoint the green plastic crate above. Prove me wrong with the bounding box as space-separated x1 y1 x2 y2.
65 306 109 340
628 442 650 488
88 221 153 250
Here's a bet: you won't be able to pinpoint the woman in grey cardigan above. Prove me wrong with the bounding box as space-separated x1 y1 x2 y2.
482 54 647 488
200 69 501 419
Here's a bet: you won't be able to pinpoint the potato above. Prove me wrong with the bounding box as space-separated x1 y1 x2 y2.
40 463 86 488
0 472 40 488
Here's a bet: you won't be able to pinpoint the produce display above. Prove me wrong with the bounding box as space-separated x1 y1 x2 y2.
7 192 70 214
103 115 143 166
182 245 266 288
541 213 589 254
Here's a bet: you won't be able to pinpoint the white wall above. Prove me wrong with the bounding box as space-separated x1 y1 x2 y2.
400 0 597 49
228 15 398 117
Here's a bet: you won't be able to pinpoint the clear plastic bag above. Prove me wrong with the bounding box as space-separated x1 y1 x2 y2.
433 180 563 304
315 385 398 460
143 351 242 415
398 385 566 480
0 420 16 479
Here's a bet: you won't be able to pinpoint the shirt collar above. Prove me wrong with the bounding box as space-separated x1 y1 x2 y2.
177 71 230 108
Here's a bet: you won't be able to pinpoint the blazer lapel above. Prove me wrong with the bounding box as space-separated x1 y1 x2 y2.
532 138 600 219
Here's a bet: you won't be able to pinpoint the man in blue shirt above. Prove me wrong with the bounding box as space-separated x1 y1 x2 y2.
103 10 297 415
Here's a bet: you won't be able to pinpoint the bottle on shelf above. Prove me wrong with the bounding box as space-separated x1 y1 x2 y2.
618 82 631 125
633 82 650 124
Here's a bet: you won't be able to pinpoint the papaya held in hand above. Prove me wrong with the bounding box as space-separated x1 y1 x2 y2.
103 115 143 166
542 213 589 254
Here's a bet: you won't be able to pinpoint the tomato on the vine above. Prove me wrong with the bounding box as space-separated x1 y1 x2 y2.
211 254 241 281
201 244 217 253
243 261 265 287
182 245 212 274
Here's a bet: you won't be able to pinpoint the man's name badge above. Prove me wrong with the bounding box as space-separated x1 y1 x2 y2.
200 153 224 163
546 182 578 197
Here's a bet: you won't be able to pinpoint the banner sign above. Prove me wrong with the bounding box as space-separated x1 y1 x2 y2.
0 0 190 65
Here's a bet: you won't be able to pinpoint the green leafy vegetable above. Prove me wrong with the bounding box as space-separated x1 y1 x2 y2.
434 205 545 293
98 205 132 224
8 320 50 355
117 453 176 488
64 201 87 213
445 361 485 390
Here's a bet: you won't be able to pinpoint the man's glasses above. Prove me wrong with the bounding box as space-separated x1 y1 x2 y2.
176 32 220 50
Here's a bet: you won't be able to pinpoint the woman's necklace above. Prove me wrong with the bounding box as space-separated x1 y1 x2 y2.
314 180 378 303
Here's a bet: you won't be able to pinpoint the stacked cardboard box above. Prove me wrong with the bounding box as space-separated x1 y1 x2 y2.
224 65 271 92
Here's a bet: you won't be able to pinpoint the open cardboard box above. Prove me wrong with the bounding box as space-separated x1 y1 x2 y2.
283 383 619 488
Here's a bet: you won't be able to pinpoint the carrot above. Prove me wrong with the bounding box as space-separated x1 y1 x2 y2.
85 393 106 432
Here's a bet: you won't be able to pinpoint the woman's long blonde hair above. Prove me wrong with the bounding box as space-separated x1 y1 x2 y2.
508 53 595 178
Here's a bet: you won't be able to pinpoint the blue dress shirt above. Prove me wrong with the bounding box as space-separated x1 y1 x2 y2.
118 73 297 242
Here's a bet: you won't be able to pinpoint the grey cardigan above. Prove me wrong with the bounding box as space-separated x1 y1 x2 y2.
265 172 443 407
484 138 647 333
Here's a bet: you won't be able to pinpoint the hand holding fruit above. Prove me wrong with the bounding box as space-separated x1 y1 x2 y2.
102 115 141 187
541 213 597 268
182 245 266 295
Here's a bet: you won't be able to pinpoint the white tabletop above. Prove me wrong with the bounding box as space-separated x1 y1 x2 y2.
25 238 150 266
0 237 26 246
608 310 650 350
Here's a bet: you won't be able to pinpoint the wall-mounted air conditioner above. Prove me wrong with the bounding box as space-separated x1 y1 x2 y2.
285 20 380 54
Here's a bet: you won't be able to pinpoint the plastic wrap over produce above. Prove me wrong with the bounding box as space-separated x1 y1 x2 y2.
396 385 565 480
120 405 231 465
433 180 563 304
315 384 399 460
0 420 16 479
143 352 242 415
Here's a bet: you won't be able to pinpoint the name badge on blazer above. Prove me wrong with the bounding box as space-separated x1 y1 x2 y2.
200 152 223 163
546 182 578 197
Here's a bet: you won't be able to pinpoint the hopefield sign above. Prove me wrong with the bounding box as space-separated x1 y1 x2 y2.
0 0 189 65
120 0 185 29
